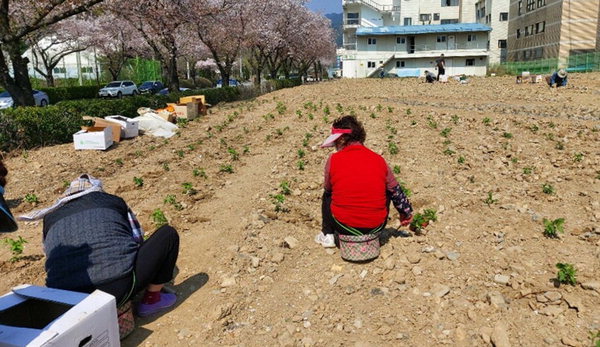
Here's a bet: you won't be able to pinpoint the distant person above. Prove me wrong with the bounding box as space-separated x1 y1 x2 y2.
546 69 568 88
435 54 446 81
0 159 18 233
19 174 180 317
315 116 413 248
379 64 385 78
424 70 436 83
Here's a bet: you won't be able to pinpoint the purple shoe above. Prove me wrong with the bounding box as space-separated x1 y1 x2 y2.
136 293 177 317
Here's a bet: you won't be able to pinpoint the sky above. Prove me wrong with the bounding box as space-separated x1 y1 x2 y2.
306 0 342 14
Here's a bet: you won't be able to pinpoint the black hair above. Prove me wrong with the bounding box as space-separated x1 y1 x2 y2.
332 115 366 144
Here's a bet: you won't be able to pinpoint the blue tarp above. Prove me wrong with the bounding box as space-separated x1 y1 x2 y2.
357 23 492 36
395 69 421 77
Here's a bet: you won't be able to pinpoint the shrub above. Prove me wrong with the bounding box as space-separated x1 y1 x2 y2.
39 86 100 104
555 263 577 285
0 106 83 151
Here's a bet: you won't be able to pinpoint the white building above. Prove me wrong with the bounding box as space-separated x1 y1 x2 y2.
341 0 490 78
475 0 510 64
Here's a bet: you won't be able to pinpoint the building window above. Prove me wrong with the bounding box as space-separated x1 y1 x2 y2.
441 19 459 24
517 29 521 38
468 34 477 41
396 61 406 68
526 0 535 11
466 59 475 66
498 39 507 48
347 13 359 25
80 67 93 73
534 47 544 58
486 14 491 24
437 35 447 42
368 38 377 45
396 37 406 44
537 0 545 7
433 13 440 20
53 67 66 74
419 13 431 22
518 1 523 15
525 26 530 36
368 62 376 68
537 21 545 33
404 17 412 26
441 0 459 6
499 12 508 21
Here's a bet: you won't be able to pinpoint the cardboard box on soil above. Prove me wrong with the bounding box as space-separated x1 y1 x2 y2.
0 285 119 347
178 95 208 117
166 102 199 120
73 126 113 150
105 115 139 138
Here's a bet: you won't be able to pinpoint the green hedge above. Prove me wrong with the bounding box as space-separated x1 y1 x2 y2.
272 78 302 90
57 86 240 118
0 106 84 151
39 86 101 104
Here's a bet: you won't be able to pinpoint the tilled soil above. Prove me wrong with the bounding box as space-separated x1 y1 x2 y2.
1 74 599 346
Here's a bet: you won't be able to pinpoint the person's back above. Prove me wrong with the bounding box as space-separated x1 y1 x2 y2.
43 191 138 292
329 144 388 228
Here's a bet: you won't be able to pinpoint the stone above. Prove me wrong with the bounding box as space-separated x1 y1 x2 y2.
491 322 511 347
561 337 579 347
412 266 423 275
220 276 236 288
434 250 446 259
494 274 510 285
272 252 285 263
581 281 600 292
329 274 342 285
384 257 395 270
543 291 562 302
539 305 565 317
422 245 435 253
211 303 233 321
446 252 460 261
407 254 421 264
480 327 492 344
354 319 363 329
283 236 299 249
562 293 583 312
251 256 260 268
377 325 391 335
487 291 507 309
359 270 368 279
432 284 451 298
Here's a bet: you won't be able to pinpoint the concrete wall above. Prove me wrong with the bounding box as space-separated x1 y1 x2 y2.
342 55 488 77
357 32 489 52
476 0 510 64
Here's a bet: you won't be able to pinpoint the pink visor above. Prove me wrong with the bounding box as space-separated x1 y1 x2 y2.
321 128 352 148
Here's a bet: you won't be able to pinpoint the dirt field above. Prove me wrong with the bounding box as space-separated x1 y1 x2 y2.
1 74 599 346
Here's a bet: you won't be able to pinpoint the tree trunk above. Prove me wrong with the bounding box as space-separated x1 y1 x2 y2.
253 67 262 86
166 51 180 92
0 42 36 106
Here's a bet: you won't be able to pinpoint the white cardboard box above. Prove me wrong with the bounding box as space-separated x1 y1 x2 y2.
105 116 139 138
0 285 119 347
73 127 113 150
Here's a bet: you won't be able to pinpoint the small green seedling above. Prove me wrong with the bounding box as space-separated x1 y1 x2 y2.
388 142 399 155
151 209 168 227
483 117 491 125
555 263 577 285
440 128 452 137
502 132 513 139
406 108 412 115
485 192 498 205
443 148 455 156
409 209 437 233
297 160 306 171
177 118 189 128
24 193 39 204
458 156 465 164
193 168 207 178
387 106 394 113
115 158 124 166
376 104 383 112
271 194 287 212
336 103 344 113
3 236 27 262
511 157 518 163
398 180 412 197
280 181 291 195
297 149 305 158
427 118 438 129
393 165 401 175
228 148 239 161
220 164 234 173
590 331 600 347
323 105 330 115
276 102 287 115
176 150 185 158
573 153 583 162
555 142 565 150
543 218 564 238
529 124 539 132
451 115 459 124
162 163 170 171
182 182 197 195
523 167 533 174
133 177 144 187
542 183 555 195
243 145 250 154
187 144 196 151
164 194 177 205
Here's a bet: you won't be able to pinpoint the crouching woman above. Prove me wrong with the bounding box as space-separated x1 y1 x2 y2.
19 174 179 317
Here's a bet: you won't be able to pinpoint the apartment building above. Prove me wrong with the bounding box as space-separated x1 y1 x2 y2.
507 0 600 62
475 0 510 63
340 0 490 77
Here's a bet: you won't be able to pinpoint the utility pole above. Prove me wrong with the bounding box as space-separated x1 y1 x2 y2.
76 51 83 86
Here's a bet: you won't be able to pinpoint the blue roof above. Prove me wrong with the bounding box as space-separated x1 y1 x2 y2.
356 23 492 36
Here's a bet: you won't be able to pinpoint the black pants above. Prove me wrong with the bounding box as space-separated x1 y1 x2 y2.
321 191 389 236
437 68 445 81
97 225 179 305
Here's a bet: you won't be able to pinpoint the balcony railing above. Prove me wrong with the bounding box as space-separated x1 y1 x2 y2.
344 0 400 12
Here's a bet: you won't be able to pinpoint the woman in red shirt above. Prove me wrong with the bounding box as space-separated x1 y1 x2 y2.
315 116 413 248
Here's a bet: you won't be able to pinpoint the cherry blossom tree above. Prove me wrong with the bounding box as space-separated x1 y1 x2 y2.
0 0 105 106
28 18 94 87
